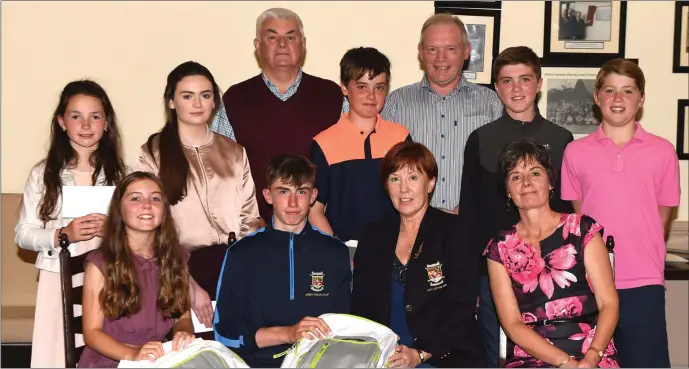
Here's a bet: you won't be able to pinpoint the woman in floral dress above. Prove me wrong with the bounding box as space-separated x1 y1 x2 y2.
484 139 619 368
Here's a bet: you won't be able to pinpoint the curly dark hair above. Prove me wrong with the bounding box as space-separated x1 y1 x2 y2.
498 138 555 188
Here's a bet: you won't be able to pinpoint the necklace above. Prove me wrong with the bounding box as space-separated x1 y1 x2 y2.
180 126 212 147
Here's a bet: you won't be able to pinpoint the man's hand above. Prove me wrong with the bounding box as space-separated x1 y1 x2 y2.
284 317 331 343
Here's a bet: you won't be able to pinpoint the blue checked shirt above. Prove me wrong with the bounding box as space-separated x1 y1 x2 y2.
211 69 350 141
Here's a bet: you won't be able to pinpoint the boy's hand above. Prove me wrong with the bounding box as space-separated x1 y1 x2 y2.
285 317 331 343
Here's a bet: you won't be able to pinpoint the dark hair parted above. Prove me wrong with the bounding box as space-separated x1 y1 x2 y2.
145 61 222 205
265 154 317 189
340 47 391 85
99 171 190 319
380 141 438 190
498 138 555 188
493 46 542 81
39 80 126 223
595 58 645 96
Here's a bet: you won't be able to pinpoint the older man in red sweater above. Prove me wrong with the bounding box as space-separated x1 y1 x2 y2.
211 8 346 219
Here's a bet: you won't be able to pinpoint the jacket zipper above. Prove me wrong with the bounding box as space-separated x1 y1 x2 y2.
289 233 295 301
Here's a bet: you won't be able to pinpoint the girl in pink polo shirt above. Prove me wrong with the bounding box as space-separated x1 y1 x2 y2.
561 58 681 368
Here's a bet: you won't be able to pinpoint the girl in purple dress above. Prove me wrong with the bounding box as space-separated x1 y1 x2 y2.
484 139 619 368
78 172 195 367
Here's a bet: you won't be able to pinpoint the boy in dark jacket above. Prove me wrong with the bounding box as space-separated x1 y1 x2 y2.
214 154 352 368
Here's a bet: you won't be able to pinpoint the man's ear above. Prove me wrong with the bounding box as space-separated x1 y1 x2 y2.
262 188 273 205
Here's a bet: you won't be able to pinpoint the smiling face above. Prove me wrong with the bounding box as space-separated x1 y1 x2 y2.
386 166 436 217
263 179 317 232
121 178 165 233
168 75 216 127
342 72 388 120
506 157 553 211
58 94 106 152
418 22 470 92
495 63 543 117
594 72 645 128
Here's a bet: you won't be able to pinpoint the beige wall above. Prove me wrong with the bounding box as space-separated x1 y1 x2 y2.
1 2 687 222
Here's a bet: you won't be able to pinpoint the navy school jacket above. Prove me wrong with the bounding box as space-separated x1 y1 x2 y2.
213 219 352 368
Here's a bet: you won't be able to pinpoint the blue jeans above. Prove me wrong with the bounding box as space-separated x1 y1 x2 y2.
477 275 500 368
615 285 670 368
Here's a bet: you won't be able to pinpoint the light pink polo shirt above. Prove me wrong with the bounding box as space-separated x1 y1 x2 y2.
561 122 681 289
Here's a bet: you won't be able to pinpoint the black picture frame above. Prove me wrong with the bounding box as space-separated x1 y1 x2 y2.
672 1 689 73
677 100 689 160
433 1 501 10
543 1 627 67
433 6 502 89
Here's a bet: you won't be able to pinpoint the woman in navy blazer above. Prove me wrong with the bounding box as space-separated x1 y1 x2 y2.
351 142 485 368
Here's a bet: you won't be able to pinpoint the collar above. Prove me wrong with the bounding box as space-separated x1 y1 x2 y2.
261 68 303 92
594 121 649 142
419 73 468 96
265 216 315 238
339 112 385 133
502 109 545 127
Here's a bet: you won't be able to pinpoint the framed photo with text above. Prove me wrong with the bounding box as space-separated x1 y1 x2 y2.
543 1 627 66
677 100 689 160
434 6 501 87
673 1 689 73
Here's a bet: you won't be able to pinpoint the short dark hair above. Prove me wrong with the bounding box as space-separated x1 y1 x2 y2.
498 138 555 188
265 154 316 189
493 46 542 81
340 47 391 85
380 142 438 191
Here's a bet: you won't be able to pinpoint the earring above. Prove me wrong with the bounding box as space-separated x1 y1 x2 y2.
505 197 511 211
549 188 554 199
104 126 108 132
61 126 66 132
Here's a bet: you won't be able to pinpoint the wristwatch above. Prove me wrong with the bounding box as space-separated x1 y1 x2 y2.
417 350 426 363
57 227 70 247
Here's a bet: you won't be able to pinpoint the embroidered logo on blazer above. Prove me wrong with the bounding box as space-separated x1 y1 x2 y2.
425 262 445 287
310 271 325 292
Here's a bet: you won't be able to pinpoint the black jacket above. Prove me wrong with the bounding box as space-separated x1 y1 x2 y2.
214 220 352 368
351 207 485 368
459 112 574 275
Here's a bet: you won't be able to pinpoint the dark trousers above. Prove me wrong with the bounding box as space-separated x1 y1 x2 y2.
615 285 671 368
477 275 500 368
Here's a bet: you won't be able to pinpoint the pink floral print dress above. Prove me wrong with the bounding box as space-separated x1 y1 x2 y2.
483 213 619 368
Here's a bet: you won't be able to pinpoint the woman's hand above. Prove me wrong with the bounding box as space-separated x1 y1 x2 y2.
388 345 422 368
134 341 164 362
171 331 195 351
61 213 107 245
190 281 213 328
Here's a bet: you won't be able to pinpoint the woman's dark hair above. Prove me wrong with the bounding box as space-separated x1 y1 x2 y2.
498 138 555 188
380 141 438 191
100 171 190 319
145 61 222 205
39 80 126 222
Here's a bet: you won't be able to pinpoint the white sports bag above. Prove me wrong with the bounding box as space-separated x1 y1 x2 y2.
117 338 249 368
278 313 398 368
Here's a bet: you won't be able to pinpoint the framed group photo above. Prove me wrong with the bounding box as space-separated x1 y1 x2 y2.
433 5 501 87
537 65 601 137
543 1 627 66
673 1 689 73
677 100 689 160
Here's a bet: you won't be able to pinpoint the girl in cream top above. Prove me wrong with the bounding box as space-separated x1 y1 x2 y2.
14 80 128 368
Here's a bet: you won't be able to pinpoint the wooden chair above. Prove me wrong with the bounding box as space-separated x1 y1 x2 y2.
188 232 236 340
496 235 616 366
58 237 93 368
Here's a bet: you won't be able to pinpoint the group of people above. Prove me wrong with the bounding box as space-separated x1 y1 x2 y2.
14 6 680 369
559 6 592 41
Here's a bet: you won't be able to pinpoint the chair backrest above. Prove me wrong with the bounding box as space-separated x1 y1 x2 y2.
59 239 92 368
187 232 236 340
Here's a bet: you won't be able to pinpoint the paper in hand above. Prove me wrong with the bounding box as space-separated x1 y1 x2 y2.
61 186 116 218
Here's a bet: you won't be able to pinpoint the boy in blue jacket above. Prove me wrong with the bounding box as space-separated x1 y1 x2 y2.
214 154 352 368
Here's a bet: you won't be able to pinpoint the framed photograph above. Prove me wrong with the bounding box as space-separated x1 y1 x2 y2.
543 1 627 66
673 1 689 73
677 100 689 160
434 6 501 86
538 66 600 137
